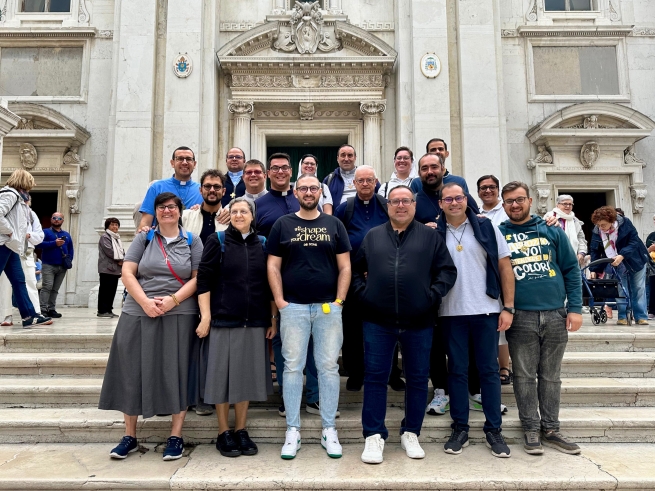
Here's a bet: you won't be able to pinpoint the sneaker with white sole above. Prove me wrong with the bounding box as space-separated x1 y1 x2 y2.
486 430 511 458
361 434 384 464
468 393 483 411
281 428 301 460
426 388 450 415
321 427 342 458
400 431 425 459
21 314 53 328
306 401 340 418
541 430 581 455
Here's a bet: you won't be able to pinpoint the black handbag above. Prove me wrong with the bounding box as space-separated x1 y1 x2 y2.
61 249 73 269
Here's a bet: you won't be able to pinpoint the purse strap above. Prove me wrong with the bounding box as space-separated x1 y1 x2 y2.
156 235 186 286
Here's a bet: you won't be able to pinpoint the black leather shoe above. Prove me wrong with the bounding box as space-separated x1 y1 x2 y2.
388 376 406 391
234 429 258 456
216 430 241 457
346 376 363 392
47 310 62 318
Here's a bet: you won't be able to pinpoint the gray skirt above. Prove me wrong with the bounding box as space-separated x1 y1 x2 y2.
98 313 200 419
204 326 273 405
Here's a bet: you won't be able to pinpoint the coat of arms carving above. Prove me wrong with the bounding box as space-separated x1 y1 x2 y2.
273 1 341 55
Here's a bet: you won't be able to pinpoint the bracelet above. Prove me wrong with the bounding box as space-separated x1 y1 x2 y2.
170 294 180 306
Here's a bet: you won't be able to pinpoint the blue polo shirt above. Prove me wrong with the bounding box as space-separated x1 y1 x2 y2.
254 188 300 238
139 176 203 217
334 196 388 256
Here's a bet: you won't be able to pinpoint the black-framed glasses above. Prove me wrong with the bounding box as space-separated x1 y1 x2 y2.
174 157 195 163
503 197 529 206
479 185 498 191
440 195 466 204
226 155 244 160
202 184 223 191
156 204 179 211
355 178 376 185
388 198 415 207
244 170 263 176
296 185 320 194
269 165 291 173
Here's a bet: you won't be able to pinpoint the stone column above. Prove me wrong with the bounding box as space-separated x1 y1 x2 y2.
228 100 254 160
0 101 20 175
360 100 386 179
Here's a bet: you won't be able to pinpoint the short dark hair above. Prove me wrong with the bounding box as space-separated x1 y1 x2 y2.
592 206 618 224
154 192 183 212
244 159 266 174
200 169 225 186
387 184 416 200
501 181 530 199
394 146 414 160
171 146 195 160
104 217 120 230
226 147 245 159
441 182 465 195
477 175 500 190
338 144 356 156
296 173 320 186
417 153 443 168
267 152 291 169
426 138 448 153
300 154 318 165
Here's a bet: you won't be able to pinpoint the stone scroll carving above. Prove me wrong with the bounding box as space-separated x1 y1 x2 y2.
227 100 254 115
526 0 538 22
299 103 315 121
272 1 341 55
19 143 37 170
624 144 646 168
63 146 88 170
66 189 81 214
630 185 647 214
527 145 552 170
360 100 386 116
78 0 90 24
580 142 600 169
534 187 551 215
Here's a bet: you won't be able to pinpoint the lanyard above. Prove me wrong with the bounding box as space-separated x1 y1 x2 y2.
156 235 186 286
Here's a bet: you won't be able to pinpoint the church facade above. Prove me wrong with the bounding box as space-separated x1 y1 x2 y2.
0 0 654 305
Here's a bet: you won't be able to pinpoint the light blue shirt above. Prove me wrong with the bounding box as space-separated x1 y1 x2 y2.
139 176 203 217
228 170 244 187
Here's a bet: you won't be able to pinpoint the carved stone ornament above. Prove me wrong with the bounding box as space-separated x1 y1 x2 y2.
16 118 34 130
584 115 599 129
609 0 620 22
624 144 647 168
173 54 193 79
66 189 81 214
360 100 386 116
227 100 254 115
527 145 553 170
272 1 341 55
526 0 538 22
580 141 600 169
19 143 37 170
78 0 90 23
230 75 293 88
299 103 315 121
630 185 647 214
534 187 551 215
63 146 88 170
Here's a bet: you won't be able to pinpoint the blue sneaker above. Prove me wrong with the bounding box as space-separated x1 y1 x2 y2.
109 436 138 459
163 436 184 461
22 314 53 328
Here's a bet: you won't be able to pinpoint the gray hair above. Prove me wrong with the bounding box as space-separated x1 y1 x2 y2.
556 194 574 204
355 165 377 179
228 197 256 233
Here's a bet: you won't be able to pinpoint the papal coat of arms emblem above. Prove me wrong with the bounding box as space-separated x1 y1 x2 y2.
174 54 193 78
420 53 441 79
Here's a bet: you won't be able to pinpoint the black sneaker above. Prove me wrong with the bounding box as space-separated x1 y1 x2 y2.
22 314 53 328
97 312 113 318
541 430 581 455
443 427 469 455
216 430 241 457
235 429 258 456
109 435 138 459
346 376 363 392
278 400 286 417
388 376 406 391
47 310 62 318
523 431 544 455
162 436 184 461
485 430 510 458
306 401 340 418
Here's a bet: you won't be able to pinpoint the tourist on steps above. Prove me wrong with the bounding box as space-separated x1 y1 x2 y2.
96 217 124 318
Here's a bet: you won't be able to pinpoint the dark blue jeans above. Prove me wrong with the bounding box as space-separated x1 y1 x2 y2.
442 314 502 433
0 245 38 318
272 330 319 404
362 322 432 440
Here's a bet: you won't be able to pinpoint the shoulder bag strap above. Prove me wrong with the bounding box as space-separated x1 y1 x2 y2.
155 235 186 285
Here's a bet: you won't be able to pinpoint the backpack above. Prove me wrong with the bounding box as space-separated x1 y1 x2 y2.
342 194 389 228
216 231 267 261
381 178 416 198
144 228 193 248
0 189 21 216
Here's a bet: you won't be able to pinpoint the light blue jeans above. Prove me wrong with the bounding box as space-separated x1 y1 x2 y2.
280 302 343 430
612 263 648 321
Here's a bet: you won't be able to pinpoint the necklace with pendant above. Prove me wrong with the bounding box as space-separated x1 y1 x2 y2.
447 223 467 252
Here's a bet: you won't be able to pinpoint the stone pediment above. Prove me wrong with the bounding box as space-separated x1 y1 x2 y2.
6 103 91 143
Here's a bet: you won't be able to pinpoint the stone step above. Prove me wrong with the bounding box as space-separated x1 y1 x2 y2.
2 351 654 378
1 406 654 445
1 377 655 408
0 442 653 490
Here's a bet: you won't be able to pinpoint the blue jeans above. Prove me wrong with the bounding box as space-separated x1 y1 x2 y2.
505 309 568 433
362 322 432 440
272 332 319 404
279 303 343 430
614 264 648 321
442 314 502 433
0 246 38 318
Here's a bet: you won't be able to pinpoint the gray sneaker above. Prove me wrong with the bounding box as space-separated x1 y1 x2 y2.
523 431 544 455
195 402 214 416
541 430 581 455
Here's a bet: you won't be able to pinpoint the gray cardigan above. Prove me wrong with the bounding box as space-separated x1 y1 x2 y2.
98 232 122 275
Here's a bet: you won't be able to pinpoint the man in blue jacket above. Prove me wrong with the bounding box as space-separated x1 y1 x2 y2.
37 212 73 318
410 138 469 194
498 181 582 456
323 144 380 206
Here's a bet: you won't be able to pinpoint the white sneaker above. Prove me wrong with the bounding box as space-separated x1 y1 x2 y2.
501 403 508 415
361 434 384 464
469 393 483 411
400 431 425 459
321 427 342 458
426 388 450 415
281 428 301 460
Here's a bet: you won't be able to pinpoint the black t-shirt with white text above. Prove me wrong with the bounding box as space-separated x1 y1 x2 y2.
267 213 352 304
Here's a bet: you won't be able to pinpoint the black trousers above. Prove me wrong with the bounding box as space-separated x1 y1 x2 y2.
430 321 480 395
98 273 120 314
649 275 655 315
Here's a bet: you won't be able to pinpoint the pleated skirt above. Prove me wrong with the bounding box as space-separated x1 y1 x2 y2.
203 326 273 405
98 313 200 419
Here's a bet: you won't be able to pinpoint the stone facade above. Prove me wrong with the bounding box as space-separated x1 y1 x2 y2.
1 0 654 305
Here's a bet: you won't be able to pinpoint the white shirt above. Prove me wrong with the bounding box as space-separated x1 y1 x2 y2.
480 200 509 227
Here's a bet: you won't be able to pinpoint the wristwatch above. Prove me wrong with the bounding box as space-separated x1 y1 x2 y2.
503 306 516 315
334 298 345 306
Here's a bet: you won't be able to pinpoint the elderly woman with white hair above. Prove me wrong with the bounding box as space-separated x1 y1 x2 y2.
544 194 588 265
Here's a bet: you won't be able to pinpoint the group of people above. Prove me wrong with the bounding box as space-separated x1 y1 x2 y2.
97 139 624 465
0 169 73 328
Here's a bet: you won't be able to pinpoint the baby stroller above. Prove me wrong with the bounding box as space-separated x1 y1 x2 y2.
581 258 633 326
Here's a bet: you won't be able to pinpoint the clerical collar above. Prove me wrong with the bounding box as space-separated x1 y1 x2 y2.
269 187 292 197
228 170 243 178
170 175 191 185
246 189 267 200
341 168 356 177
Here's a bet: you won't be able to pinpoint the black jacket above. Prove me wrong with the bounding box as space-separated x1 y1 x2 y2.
589 215 650 274
221 177 246 207
196 225 271 328
352 220 457 329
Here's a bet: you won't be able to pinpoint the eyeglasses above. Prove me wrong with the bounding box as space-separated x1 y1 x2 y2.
440 195 466 204
559 203 573 207
479 185 498 192
244 170 263 176
227 155 244 160
51 216 63 220
202 184 223 191
355 178 376 185
388 198 415 207
174 157 195 163
302 162 317 167
503 197 529 206
296 186 320 194
269 165 291 173
156 204 179 211
395 156 412 161
230 209 251 216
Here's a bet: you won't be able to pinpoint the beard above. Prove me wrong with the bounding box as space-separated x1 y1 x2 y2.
299 197 319 211
203 194 220 206
422 175 443 190
509 207 531 222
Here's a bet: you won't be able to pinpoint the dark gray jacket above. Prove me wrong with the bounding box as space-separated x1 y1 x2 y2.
98 232 122 275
